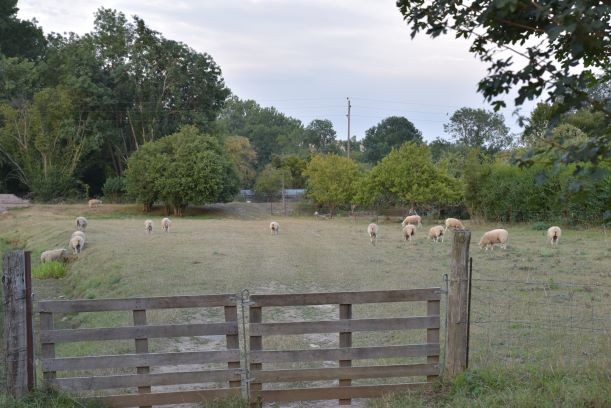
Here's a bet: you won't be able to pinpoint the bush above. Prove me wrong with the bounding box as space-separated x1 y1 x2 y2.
102 176 126 203
532 221 550 230
32 261 67 279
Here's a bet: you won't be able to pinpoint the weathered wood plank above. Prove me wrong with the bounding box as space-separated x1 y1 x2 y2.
39 294 236 313
224 305 241 389
250 316 439 336
53 369 242 391
95 388 241 408
339 303 352 405
42 350 241 371
40 312 56 383
253 383 431 402
40 322 238 343
253 363 439 383
427 300 440 383
250 344 439 363
249 306 263 397
250 288 441 306
133 309 150 408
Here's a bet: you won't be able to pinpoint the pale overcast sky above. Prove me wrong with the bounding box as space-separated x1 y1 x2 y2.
18 0 536 142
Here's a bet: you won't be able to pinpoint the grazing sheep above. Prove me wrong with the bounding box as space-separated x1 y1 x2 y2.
40 248 67 263
76 216 88 231
161 217 172 233
71 231 86 243
547 226 562 247
444 218 465 231
428 225 445 243
88 199 102 208
69 235 85 254
367 223 378 245
479 229 509 251
402 224 417 243
401 215 422 228
144 219 153 234
270 221 280 235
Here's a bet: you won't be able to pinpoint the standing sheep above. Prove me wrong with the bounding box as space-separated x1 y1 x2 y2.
144 219 153 234
69 235 85 254
88 199 102 208
270 221 280 235
547 226 562 247
478 229 509 251
367 223 378 246
71 231 86 243
428 225 445 243
402 224 417 243
76 216 88 231
161 217 172 233
41 249 67 263
401 215 422 228
444 218 465 231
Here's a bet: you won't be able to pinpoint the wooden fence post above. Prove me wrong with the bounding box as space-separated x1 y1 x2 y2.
2 250 34 397
133 309 151 408
445 230 471 378
249 306 262 407
338 303 352 405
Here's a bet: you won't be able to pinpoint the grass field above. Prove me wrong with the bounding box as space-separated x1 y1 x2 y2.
1 203 609 406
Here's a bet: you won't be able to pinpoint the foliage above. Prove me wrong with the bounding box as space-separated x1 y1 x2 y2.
270 154 308 188
357 142 462 209
0 1 46 59
224 136 257 187
443 107 513 154
32 261 67 279
101 176 126 202
532 221 550 231
303 155 361 216
362 116 423 163
0 388 104 408
254 165 289 202
303 119 339 154
125 125 239 214
199 395 248 408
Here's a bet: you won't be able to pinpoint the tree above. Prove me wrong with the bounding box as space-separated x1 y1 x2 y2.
357 142 462 209
125 125 239 215
304 119 339 154
254 165 290 211
270 154 308 188
443 107 513 154
362 116 423 163
0 0 46 59
396 0 610 173
225 136 257 187
303 155 361 216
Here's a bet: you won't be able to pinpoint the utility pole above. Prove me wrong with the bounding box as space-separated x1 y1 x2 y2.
346 97 351 159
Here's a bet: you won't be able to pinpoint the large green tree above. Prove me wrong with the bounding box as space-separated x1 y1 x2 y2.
0 0 45 59
362 116 423 164
303 119 339 154
443 107 512 154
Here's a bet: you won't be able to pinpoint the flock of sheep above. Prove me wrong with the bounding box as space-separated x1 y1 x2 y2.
40 216 89 263
367 216 562 250
144 217 172 234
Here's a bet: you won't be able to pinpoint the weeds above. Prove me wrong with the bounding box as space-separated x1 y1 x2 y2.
32 261 67 279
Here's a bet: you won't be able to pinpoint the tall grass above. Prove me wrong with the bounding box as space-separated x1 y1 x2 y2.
0 389 104 408
32 261 67 279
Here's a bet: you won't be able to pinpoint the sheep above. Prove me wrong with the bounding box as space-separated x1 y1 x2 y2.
71 230 86 243
88 199 102 208
76 216 88 231
69 235 85 254
547 226 562 247
444 218 465 231
144 219 153 234
161 217 172 233
270 221 280 235
478 229 509 251
402 224 417 243
428 225 445 243
40 248 67 263
367 223 378 245
401 215 422 228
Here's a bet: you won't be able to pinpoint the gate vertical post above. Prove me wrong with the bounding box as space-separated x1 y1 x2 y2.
2 250 33 397
40 311 55 385
249 305 262 406
338 303 352 405
445 230 471 378
133 309 151 408
224 305 241 389
426 298 440 382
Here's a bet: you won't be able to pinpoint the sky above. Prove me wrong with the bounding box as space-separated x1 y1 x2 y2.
17 0 537 142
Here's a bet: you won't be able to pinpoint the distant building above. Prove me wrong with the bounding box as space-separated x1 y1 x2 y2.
239 189 305 200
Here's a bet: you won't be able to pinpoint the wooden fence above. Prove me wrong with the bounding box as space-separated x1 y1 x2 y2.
38 294 242 408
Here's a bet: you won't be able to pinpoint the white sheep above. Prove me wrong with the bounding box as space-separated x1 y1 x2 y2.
402 224 417 243
161 217 172 233
479 229 509 251
71 230 86 243
401 215 422 228
88 199 102 208
270 221 280 235
69 235 85 254
444 218 465 231
547 226 561 247
144 219 153 234
40 248 67 263
76 216 88 231
367 223 378 245
428 225 445 243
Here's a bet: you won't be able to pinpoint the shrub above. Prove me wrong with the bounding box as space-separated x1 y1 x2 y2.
32 261 67 279
102 176 126 203
532 221 550 230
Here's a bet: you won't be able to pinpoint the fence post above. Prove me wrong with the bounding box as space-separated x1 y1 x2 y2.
133 309 151 408
224 305 241 389
249 305 262 407
426 298 440 382
445 230 471 378
338 303 352 405
2 250 34 397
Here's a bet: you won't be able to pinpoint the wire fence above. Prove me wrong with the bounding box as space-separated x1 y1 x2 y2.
468 274 610 369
